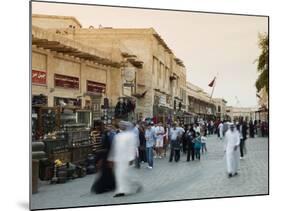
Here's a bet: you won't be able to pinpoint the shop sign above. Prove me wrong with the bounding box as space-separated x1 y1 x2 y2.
87 80 106 94
159 95 166 105
124 67 136 82
54 74 79 89
32 70 47 85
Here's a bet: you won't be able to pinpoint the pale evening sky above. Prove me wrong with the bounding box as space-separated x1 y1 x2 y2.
32 2 268 107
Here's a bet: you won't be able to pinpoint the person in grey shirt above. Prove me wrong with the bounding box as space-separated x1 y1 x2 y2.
145 122 156 169
169 122 184 162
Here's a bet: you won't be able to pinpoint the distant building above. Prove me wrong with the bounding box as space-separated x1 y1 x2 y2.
256 87 268 122
212 98 228 120
225 106 257 122
186 82 216 122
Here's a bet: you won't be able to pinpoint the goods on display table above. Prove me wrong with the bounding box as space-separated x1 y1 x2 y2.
31 107 100 190
63 123 93 164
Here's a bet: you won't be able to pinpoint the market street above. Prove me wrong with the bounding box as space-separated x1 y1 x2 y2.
31 135 268 210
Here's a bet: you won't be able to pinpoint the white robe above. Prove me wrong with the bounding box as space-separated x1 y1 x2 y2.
218 123 224 139
224 129 240 174
108 130 138 194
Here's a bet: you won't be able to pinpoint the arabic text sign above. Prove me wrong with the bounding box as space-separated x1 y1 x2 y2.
32 70 47 85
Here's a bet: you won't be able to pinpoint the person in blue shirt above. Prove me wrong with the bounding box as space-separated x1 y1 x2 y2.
145 122 156 169
194 132 202 160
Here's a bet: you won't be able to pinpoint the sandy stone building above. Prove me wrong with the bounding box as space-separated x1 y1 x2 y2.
212 98 228 120
32 14 188 123
225 106 257 122
256 87 268 121
186 82 216 122
69 27 188 122
32 15 124 125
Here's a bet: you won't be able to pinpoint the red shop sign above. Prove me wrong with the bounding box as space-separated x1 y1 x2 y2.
54 74 79 89
87 80 106 93
32 70 47 85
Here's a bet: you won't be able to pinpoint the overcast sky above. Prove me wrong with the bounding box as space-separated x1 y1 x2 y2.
32 2 268 107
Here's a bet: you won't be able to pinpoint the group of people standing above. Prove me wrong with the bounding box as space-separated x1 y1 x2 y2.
90 117 263 197
91 120 210 197
139 121 208 166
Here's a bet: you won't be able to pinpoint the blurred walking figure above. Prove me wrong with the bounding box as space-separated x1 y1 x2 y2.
155 122 165 158
169 122 184 162
224 123 240 178
108 121 142 197
91 124 116 194
138 122 147 163
145 122 156 169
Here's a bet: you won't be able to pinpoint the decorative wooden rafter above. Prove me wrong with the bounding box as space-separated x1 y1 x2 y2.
32 26 121 68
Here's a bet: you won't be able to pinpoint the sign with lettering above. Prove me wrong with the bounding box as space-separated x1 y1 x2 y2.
87 80 106 93
54 74 79 89
159 95 166 105
32 70 47 85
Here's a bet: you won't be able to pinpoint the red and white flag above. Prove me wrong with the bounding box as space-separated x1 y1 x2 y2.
208 77 216 87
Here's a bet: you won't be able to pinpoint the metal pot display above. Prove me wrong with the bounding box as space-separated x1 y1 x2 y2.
66 162 77 179
57 166 67 184
32 142 45 151
85 154 96 165
32 151 47 160
86 164 97 174
76 165 87 178
85 154 97 174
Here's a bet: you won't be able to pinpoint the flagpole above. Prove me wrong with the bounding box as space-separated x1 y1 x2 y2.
210 79 216 100
209 73 218 102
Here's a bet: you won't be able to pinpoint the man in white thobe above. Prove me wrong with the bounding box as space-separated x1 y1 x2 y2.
218 122 224 140
108 121 142 197
224 123 240 178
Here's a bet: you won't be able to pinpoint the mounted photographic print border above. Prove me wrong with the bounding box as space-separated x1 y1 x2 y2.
30 0 269 210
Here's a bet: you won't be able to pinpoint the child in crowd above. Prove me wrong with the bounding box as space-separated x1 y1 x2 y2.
201 134 207 154
194 132 202 160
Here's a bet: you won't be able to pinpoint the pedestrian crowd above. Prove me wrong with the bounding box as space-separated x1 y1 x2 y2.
90 118 268 197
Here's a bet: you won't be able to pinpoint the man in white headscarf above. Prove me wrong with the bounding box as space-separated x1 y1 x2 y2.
224 123 241 178
108 121 142 197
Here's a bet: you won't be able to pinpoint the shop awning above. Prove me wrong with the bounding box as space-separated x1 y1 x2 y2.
32 26 121 68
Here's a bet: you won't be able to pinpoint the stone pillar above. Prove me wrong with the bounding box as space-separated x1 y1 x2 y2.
46 53 55 107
